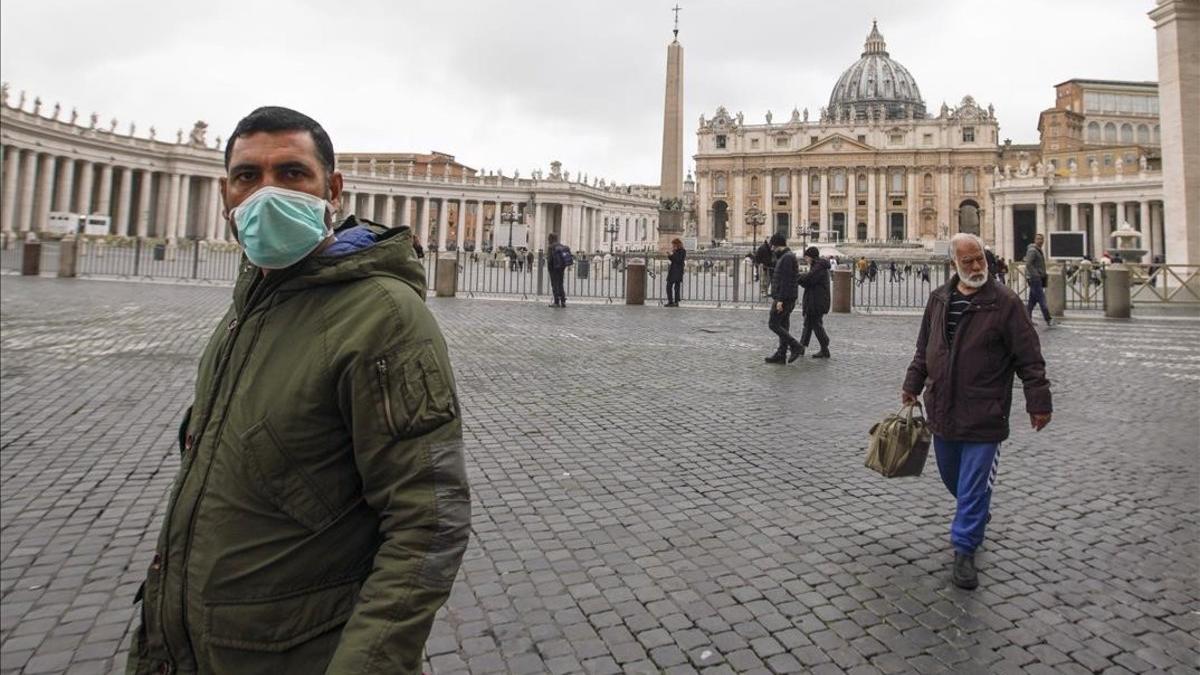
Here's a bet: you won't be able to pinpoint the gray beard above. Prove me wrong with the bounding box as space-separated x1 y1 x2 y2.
957 266 987 289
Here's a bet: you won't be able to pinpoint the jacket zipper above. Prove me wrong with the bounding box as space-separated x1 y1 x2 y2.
376 358 400 436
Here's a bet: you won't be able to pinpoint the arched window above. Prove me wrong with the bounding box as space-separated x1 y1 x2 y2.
832 171 846 193
776 173 789 194
959 201 980 235
857 173 867 193
750 175 760 195
715 174 727 194
890 170 904 193
810 173 820 193
962 171 977 193
923 173 933 193
1104 122 1117 143
1137 124 1150 144
1120 123 1134 144
1087 122 1100 142
1153 125 1161 144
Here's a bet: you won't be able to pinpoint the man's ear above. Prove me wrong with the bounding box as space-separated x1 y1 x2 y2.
328 170 344 212
219 177 237 242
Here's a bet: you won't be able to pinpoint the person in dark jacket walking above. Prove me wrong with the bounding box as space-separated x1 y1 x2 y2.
1024 233 1053 326
796 246 832 358
547 233 568 307
902 233 1052 590
665 238 686 307
754 238 774 295
764 234 803 364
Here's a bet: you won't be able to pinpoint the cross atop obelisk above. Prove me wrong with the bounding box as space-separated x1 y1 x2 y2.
672 4 681 40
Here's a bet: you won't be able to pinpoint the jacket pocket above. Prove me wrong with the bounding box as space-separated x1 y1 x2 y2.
964 385 1006 421
242 420 339 532
373 340 457 438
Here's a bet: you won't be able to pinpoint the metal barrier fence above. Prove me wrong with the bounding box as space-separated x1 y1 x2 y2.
851 261 948 310
74 239 245 282
1129 264 1200 305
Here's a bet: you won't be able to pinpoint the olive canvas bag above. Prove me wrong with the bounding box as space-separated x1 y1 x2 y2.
865 403 932 477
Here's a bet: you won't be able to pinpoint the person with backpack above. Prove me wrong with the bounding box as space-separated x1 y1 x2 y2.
546 232 572 308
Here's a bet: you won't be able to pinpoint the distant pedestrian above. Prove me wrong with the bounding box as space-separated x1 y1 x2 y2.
919 264 931 285
413 236 425 259
996 257 1008 286
797 246 832 359
665 238 686 307
546 233 571 308
868 259 879 282
889 260 902 282
1024 233 1053 326
764 233 804 364
984 245 998 279
754 238 774 295
856 256 869 286
902 232 1052 590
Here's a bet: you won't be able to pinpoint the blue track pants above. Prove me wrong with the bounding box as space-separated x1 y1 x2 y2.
933 436 1001 555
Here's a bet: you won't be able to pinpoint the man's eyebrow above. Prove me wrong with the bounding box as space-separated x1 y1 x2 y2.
272 161 315 173
228 162 261 175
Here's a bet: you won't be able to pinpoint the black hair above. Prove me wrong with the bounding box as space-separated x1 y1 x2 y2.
224 106 335 173
547 232 559 243
769 233 786 247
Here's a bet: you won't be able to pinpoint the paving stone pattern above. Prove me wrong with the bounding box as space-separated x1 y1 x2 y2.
1 275 1197 674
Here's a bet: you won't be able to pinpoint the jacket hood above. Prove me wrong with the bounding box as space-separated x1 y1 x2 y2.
278 216 426 296
809 257 831 272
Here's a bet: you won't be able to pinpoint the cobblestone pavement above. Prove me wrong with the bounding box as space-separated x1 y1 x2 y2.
1 276 1197 675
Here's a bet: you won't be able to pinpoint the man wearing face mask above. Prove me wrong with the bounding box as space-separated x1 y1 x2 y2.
125 106 470 675
901 233 1051 591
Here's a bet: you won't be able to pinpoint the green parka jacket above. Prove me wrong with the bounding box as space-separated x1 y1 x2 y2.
127 219 471 675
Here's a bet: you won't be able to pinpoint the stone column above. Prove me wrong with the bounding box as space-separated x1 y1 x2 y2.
456 199 468 250
165 173 181 241
1092 202 1104 257
418 197 431 245
204 178 221 240
176 176 192 239
1069 202 1080 233
0 147 20 237
17 150 37 234
906 171 918 239
364 193 376 222
76 160 95 215
341 191 354 217
34 154 56 233
847 167 857 240
866 170 877 240
474 202 486 251
97 164 114 217
136 171 153 237
938 168 951 236
818 169 829 235
578 204 587 249
732 172 744 241
878 168 888 239
790 171 801 240
1140 200 1153 258
799 169 810 234
56 157 76 212
1149 0 1200 265
436 198 449 250
1035 199 1045 237
381 194 394 226
561 204 574 246
398 196 409 228
115 167 133 235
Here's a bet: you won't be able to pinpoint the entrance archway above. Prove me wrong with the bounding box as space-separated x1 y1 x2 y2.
889 213 906 240
959 200 980 235
1013 207 1037 254
712 200 729 241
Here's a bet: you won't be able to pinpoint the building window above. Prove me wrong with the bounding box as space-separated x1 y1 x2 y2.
1087 122 1100 142
716 135 726 149
962 127 975 143
922 173 933 193
810 135 819 145
1124 153 1135 166
1137 124 1150 144
810 173 819 193
715 174 727 194
889 133 904 145
963 170 977 193
750 138 760 149
1103 122 1117 143
776 173 789 194
750 175 760 194
775 137 788 148
923 133 933 145
832 171 846 194
1120 123 1133 144
890 170 904 193
1153 124 1160 144
857 134 867 144
1103 154 1113 167
857 173 867 193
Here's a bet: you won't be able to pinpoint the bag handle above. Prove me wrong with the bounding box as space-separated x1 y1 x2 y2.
898 401 924 426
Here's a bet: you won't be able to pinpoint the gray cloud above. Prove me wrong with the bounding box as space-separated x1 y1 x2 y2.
1 0 1157 183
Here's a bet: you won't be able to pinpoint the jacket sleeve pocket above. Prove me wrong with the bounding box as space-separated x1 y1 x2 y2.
372 340 457 439
242 420 340 532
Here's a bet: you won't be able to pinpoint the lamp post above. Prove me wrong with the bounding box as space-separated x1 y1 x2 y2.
604 218 620 254
744 204 766 246
500 205 520 250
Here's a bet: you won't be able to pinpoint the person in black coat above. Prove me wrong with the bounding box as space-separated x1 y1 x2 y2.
665 238 686 307
797 246 832 358
765 233 804 364
754 239 774 294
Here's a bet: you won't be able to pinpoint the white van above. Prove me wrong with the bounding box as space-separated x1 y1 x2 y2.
47 212 82 236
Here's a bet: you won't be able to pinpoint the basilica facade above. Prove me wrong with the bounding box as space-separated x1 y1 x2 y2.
694 22 1000 248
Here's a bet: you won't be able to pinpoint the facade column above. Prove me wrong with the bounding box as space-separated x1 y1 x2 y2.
1092 202 1104 257
799 169 810 233
76 161 95 215
0 147 19 237
938 168 951 236
97 164 114 218
136 171 153 237
818 169 829 236
578 204 587 249
1069 202 1080 233
418 197 431 245
115 167 133 235
790 171 801 241
1140 200 1153 258
381 194 394 226
17 150 37 234
474 202 486 251
456 199 468 250
906 170 918 240
165 173 181 241
847 167 858 241
176 176 192 239
1003 202 1015 260
732 172 745 241
561 204 574 246
398 196 409 228
866 170 877 240
436 198 449 250
56 157 76 212
203 178 221 240
34 153 57 233
364 193 376 222
878 168 888 239
1035 198 1046 238
341 191 354 217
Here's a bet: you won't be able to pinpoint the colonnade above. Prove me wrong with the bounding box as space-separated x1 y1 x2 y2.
993 197 1165 261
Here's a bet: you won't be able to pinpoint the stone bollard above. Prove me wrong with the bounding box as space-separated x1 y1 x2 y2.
831 268 852 313
21 234 42 276
1046 264 1066 317
435 254 458 297
58 235 78 278
1104 265 1131 318
625 259 646 305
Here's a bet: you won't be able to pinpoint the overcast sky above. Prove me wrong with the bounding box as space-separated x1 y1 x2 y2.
1 0 1158 184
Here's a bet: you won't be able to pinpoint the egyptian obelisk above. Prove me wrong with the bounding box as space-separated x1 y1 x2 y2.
657 5 685 252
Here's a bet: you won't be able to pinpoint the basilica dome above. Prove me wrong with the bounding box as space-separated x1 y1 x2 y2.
827 21 926 121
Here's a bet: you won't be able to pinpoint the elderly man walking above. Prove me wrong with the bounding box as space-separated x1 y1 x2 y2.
901 233 1052 590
